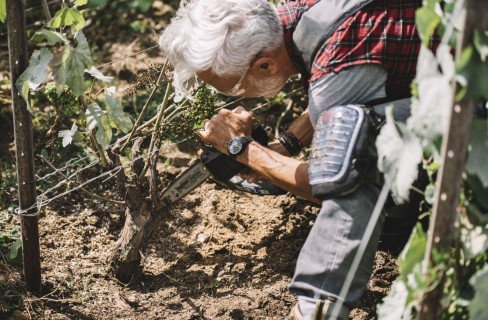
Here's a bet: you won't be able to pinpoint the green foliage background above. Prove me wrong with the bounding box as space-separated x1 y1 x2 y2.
377 0 488 318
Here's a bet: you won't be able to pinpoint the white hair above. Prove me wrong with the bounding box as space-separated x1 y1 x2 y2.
159 0 283 99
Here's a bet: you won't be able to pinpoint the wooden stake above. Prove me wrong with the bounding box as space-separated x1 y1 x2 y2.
418 0 487 318
7 0 42 293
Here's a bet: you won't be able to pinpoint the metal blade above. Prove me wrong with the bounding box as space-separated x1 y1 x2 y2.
161 160 212 203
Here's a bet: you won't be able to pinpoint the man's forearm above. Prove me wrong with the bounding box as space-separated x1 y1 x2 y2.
236 141 320 204
273 108 314 156
286 108 314 147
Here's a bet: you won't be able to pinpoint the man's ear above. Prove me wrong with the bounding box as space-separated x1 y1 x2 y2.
252 57 279 75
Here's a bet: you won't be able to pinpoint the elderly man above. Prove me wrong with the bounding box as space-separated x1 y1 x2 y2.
159 0 432 319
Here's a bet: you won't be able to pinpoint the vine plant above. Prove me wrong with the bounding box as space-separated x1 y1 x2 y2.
3 0 219 283
4 0 488 315
376 0 488 319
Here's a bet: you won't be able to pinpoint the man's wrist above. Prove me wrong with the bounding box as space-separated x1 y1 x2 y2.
278 130 303 156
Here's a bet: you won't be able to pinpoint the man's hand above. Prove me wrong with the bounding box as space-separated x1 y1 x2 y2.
197 107 253 155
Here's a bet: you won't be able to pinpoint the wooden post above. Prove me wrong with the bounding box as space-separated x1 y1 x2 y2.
7 0 42 293
418 0 487 318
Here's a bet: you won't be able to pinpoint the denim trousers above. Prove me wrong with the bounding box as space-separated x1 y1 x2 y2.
294 64 407 318
288 182 385 319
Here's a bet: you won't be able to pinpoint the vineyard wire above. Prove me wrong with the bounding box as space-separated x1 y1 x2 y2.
330 178 393 320
7 21 304 220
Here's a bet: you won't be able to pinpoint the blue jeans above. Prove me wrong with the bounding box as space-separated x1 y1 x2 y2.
289 182 385 319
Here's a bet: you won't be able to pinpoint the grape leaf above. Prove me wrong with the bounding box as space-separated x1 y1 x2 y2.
7 238 23 264
377 281 413 320
408 46 452 142
31 29 69 45
376 108 423 203
378 224 427 320
460 221 488 259
456 45 488 100
97 114 113 149
0 0 6 23
135 0 153 12
86 103 112 148
104 87 133 134
416 7 441 47
469 265 488 320
466 119 488 188
86 66 113 84
425 0 440 10
74 0 88 7
467 201 488 228
47 7 85 32
474 29 488 62
15 48 53 112
398 224 426 278
58 123 79 147
51 31 93 97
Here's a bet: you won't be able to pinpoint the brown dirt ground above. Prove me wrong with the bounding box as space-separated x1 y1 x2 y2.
0 1 407 318
0 140 402 320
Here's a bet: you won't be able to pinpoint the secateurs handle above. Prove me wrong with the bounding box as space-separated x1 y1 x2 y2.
199 122 269 182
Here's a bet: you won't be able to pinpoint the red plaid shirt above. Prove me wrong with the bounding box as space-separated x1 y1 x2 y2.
278 0 439 97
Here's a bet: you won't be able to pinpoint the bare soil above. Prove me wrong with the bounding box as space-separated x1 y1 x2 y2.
0 140 403 320
0 2 406 318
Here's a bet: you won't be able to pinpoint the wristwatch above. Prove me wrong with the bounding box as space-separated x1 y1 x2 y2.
227 136 254 158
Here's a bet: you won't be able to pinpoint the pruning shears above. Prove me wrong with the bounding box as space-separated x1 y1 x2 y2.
160 123 286 203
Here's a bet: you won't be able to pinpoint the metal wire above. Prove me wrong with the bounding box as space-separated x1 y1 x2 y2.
329 177 392 320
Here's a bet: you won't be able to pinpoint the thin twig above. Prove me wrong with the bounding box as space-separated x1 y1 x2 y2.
274 99 293 137
41 0 52 20
139 82 172 179
121 61 169 151
96 45 160 69
114 115 157 146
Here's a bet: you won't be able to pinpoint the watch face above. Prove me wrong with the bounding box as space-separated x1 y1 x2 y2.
228 139 243 155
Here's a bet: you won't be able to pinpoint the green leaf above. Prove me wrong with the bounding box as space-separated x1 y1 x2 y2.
15 48 53 111
86 103 103 130
51 31 93 97
378 224 427 319
103 87 133 134
47 7 85 32
85 66 113 84
376 108 423 202
7 238 23 263
468 174 488 213
407 46 451 144
474 29 488 62
0 0 6 23
416 7 441 47
135 0 153 12
425 0 439 10
31 29 69 45
467 201 488 227
86 103 112 148
466 119 488 188
97 114 113 148
469 265 488 320
58 123 80 147
74 0 88 7
377 281 414 320
86 0 109 9
456 45 488 100
398 223 426 278
460 221 488 259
